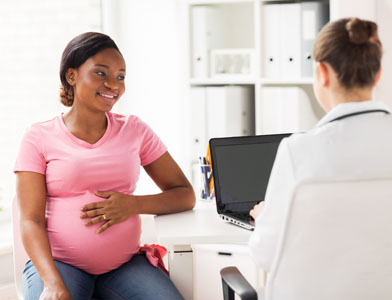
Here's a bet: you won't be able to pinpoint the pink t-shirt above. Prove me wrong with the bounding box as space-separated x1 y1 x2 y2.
14 112 167 274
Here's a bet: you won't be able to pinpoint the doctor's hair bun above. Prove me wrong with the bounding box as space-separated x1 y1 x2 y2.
314 17 382 89
346 18 378 45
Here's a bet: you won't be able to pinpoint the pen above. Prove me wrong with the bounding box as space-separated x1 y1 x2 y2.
202 157 210 197
199 157 209 199
206 145 214 198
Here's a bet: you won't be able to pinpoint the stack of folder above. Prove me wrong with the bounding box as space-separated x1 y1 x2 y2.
263 1 329 79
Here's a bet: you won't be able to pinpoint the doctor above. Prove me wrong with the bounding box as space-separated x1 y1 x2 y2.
248 17 392 270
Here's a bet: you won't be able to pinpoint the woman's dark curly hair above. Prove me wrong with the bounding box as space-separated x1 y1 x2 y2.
59 32 121 106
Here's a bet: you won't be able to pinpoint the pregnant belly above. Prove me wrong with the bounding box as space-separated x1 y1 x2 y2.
46 193 141 275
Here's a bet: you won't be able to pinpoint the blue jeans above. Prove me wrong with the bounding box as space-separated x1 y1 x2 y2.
22 254 184 300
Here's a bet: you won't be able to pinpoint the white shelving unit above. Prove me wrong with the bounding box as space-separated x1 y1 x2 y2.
185 0 332 190
183 0 391 189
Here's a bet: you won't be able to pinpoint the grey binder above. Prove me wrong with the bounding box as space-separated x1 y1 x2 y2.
300 1 329 77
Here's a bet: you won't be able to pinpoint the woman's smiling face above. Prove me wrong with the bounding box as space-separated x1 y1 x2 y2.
66 47 126 112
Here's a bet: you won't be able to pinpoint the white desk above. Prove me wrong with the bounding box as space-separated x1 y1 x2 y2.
154 201 252 245
154 201 252 300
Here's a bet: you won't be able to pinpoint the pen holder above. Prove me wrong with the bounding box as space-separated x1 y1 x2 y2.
199 162 214 201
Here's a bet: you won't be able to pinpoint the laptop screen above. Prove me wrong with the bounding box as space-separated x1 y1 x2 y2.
210 134 291 213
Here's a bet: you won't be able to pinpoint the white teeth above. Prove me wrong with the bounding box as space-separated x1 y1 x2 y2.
99 93 115 99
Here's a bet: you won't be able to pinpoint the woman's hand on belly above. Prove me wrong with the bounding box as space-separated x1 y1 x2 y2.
80 190 138 233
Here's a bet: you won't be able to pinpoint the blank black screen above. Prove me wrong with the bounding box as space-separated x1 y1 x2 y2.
214 142 281 205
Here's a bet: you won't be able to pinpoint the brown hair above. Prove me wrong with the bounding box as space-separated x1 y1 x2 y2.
313 18 382 89
59 32 121 106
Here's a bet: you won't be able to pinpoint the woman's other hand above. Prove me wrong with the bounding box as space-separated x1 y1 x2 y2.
39 283 73 300
80 191 136 233
250 201 265 220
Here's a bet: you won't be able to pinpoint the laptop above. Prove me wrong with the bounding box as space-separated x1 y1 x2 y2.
209 133 291 230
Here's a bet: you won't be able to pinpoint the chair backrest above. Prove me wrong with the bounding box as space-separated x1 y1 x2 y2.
265 179 392 300
12 197 29 300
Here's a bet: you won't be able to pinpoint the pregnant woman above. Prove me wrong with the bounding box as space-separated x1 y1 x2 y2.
15 32 195 300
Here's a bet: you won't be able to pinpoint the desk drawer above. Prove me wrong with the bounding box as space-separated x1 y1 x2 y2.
193 244 260 300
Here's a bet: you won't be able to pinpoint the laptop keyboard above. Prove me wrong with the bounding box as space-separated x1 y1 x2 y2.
231 212 254 221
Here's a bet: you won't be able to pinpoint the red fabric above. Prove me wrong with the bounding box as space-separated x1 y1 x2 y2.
138 244 169 275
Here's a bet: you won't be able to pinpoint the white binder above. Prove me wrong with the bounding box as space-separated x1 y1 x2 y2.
226 86 255 137
191 6 209 78
260 87 318 134
260 87 282 134
191 6 224 78
280 87 319 133
263 4 281 78
206 86 255 141
206 87 228 139
190 87 207 162
280 3 301 79
190 86 255 162
263 2 328 79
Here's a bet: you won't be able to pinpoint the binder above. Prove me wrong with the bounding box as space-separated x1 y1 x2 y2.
260 87 319 134
190 87 207 162
263 4 281 78
260 87 282 134
191 6 224 78
263 2 329 79
224 86 255 136
206 87 227 139
280 3 301 79
190 86 255 164
279 87 319 133
191 6 209 78
206 86 255 140
300 1 330 77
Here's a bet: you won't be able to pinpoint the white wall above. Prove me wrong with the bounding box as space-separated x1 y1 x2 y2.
330 0 392 108
0 0 189 208
102 0 189 194
0 0 101 210
375 0 392 108
330 0 376 21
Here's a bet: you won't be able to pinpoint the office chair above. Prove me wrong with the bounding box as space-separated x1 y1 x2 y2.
221 266 257 300
221 179 392 300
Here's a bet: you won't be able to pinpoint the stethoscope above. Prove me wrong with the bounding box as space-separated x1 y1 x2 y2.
328 109 390 123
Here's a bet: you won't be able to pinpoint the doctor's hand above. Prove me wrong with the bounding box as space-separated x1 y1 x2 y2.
80 191 138 233
250 201 265 220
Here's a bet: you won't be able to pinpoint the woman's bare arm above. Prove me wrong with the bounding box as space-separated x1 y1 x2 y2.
139 151 196 214
16 172 72 300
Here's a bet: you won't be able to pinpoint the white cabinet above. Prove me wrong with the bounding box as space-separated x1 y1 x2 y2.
169 246 194 300
192 244 264 300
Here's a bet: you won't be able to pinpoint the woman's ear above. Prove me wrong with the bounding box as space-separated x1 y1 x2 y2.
374 67 382 87
318 62 329 87
65 68 77 86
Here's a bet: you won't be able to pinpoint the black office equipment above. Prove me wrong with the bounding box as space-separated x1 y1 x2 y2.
210 133 291 230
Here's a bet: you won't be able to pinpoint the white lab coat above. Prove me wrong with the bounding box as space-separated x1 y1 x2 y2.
249 100 392 271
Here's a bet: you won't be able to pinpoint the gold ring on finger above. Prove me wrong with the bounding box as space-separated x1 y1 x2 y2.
103 214 107 221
